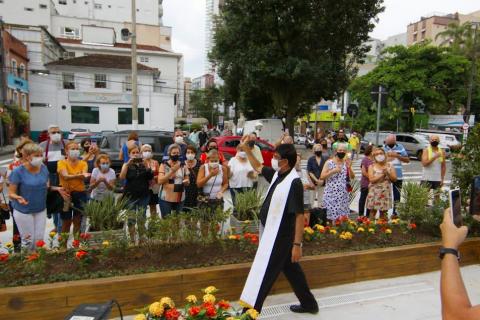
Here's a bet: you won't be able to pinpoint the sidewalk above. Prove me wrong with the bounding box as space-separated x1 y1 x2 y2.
115 265 480 320
0 145 15 158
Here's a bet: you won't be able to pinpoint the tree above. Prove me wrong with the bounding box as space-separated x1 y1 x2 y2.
189 87 223 125
211 0 384 133
348 44 471 131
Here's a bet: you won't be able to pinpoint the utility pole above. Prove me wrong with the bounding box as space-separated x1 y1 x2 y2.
465 21 479 126
370 85 388 146
131 0 138 130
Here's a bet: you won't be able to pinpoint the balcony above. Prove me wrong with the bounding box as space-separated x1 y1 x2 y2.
7 74 29 93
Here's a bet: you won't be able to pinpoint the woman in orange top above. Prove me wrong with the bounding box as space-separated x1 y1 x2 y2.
57 141 90 239
199 139 227 165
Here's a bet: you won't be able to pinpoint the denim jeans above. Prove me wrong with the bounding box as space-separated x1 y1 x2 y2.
127 195 150 226
159 200 184 218
49 172 62 231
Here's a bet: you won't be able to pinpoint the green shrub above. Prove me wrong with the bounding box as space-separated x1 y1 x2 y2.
233 188 263 221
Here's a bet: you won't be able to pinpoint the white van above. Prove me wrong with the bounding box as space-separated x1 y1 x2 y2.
415 129 461 149
243 119 284 143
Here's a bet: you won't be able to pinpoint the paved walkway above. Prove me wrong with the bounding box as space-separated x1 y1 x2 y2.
115 265 480 319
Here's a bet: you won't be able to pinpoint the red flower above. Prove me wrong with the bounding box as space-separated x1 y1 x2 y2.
325 226 331 232
79 233 91 240
250 235 259 245
35 240 46 248
75 250 88 260
165 308 180 320
202 302 215 309
188 306 201 316
205 305 217 318
217 300 230 310
408 223 417 229
72 239 80 248
26 253 40 262
12 234 20 242
0 253 9 262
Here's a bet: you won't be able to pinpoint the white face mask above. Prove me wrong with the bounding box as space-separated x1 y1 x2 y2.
238 151 247 159
375 155 386 162
69 149 80 159
50 133 61 143
271 158 280 171
186 154 195 161
174 136 184 144
30 156 44 167
142 151 152 159
209 161 219 169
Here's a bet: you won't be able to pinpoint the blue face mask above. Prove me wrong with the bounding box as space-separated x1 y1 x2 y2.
100 163 110 171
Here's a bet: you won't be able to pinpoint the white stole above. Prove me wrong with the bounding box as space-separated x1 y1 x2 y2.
240 169 299 308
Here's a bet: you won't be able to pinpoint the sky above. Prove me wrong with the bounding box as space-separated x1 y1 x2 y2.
163 0 480 79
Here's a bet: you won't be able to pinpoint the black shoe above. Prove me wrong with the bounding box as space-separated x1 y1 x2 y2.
289 304 319 314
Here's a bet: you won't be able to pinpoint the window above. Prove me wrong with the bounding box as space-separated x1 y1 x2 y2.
62 73 75 89
59 0 67 4
19 64 25 78
24 7 34 11
124 75 132 92
402 136 417 144
63 51 76 59
11 59 17 76
94 74 107 88
39 4 48 9
12 91 18 105
140 56 149 63
153 82 162 93
30 102 51 108
94 3 102 9
21 94 27 110
71 106 99 124
413 34 417 42
118 108 145 125
224 139 240 148
60 27 80 39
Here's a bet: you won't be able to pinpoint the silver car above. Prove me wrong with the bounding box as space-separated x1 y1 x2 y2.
395 133 450 159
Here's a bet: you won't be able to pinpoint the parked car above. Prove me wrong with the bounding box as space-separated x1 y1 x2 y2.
414 129 461 150
99 130 195 173
294 134 307 145
396 133 450 159
363 131 392 147
211 136 275 167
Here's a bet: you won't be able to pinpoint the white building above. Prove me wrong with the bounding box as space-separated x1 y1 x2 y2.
30 54 174 134
383 32 407 48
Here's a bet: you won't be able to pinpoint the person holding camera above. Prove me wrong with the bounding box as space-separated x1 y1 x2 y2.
197 149 229 212
120 145 153 241
440 208 480 319
157 144 190 217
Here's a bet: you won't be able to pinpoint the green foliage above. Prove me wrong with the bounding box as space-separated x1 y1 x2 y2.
233 189 263 221
349 44 471 132
189 87 223 125
452 124 480 202
211 0 384 133
83 195 131 231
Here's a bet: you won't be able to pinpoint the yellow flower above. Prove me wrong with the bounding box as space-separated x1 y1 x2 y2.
226 317 235 320
304 227 314 235
314 224 324 231
246 308 259 319
203 293 216 304
385 228 392 234
49 231 56 238
204 285 218 294
185 295 197 304
357 227 365 233
134 314 147 320
148 302 164 316
159 297 175 308
329 229 337 235
243 220 251 224
102 240 110 247
4 242 13 249
368 228 375 234
228 235 237 240
391 219 399 225
340 232 353 240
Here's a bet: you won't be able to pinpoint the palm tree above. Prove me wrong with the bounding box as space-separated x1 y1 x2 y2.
436 22 478 58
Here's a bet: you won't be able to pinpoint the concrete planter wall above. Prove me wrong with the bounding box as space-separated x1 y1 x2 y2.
1 238 479 319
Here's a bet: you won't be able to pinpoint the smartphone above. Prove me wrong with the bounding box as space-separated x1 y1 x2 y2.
91 141 97 147
285 128 289 134
449 189 462 227
470 176 480 216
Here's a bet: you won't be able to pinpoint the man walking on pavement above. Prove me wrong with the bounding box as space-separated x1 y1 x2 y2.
238 136 319 315
383 134 410 217
348 132 360 160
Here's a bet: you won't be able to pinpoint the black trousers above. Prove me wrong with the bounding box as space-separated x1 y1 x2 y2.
358 187 369 216
253 235 318 312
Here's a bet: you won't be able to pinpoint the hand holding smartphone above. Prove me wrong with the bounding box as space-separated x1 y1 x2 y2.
449 189 462 227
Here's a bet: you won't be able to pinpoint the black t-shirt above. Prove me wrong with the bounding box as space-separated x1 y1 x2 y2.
124 162 154 198
260 167 304 238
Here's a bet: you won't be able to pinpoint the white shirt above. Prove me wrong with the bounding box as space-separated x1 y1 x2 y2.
90 168 116 200
228 157 254 188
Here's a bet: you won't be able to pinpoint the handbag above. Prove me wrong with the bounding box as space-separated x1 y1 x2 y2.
0 193 10 220
197 171 219 207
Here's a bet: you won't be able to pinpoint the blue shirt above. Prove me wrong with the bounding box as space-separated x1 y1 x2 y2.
307 155 328 180
10 165 49 214
383 143 408 179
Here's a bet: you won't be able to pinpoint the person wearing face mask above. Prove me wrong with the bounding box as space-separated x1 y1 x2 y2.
383 134 410 217
199 139 226 165
421 135 446 193
197 149 229 212
89 154 116 201
39 125 66 232
306 144 328 224
320 144 355 221
57 142 90 241
119 131 140 163
158 144 190 217
183 145 201 211
237 136 319 315
120 146 154 241
366 148 397 219
359 145 374 217
228 145 257 208
162 129 188 162
141 144 160 217
8 144 57 250
319 139 331 157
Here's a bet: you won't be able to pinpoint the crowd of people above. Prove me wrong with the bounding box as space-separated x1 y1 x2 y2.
0 123 450 252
